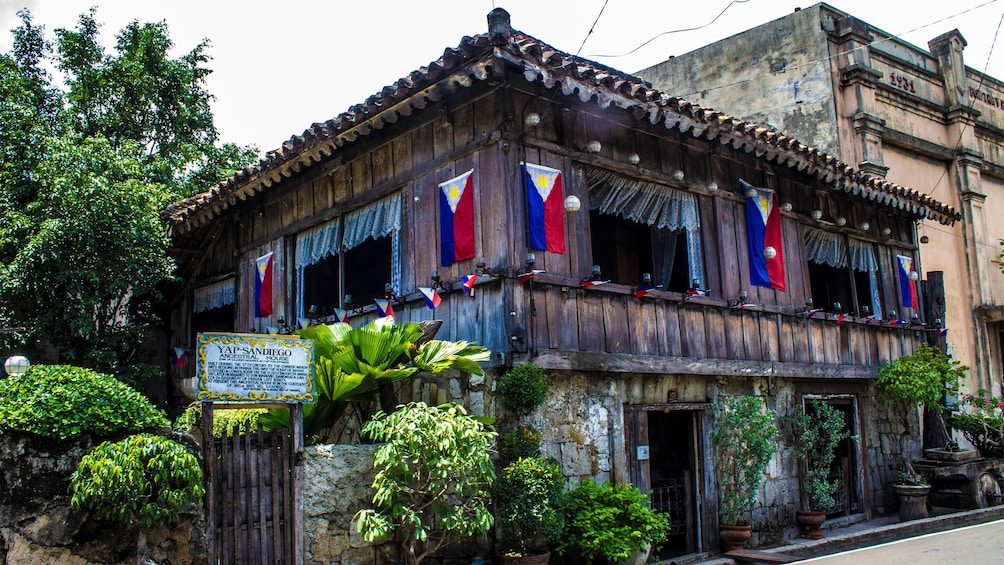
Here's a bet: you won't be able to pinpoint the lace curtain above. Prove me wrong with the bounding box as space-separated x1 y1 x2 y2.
193 278 235 313
585 169 705 287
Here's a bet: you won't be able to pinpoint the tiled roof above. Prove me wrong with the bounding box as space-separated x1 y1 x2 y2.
163 23 960 229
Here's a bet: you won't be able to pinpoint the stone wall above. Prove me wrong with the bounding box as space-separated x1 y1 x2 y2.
0 431 205 565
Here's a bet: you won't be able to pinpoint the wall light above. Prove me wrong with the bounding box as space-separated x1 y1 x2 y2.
706 181 719 192
2 355 29 377
672 169 685 181
764 246 777 260
524 112 541 127
564 194 581 213
627 153 641 165
881 227 892 236
920 235 930 244
859 221 870 231
810 210 823 221
780 202 792 212
586 140 602 153
835 216 846 227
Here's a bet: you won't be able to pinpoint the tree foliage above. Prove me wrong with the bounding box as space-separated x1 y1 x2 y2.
354 402 496 565
0 9 255 382
711 395 779 526
787 400 854 511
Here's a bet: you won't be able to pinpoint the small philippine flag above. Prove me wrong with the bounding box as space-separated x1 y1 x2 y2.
334 308 349 323
419 287 442 310
375 298 395 319
297 317 312 330
517 269 545 284
439 170 476 266
581 276 609 287
524 163 566 253
254 252 274 317
462 274 478 293
172 347 186 367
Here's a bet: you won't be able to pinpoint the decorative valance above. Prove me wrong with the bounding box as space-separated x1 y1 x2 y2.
803 226 876 272
295 217 341 269
342 192 402 251
193 277 235 313
585 169 700 233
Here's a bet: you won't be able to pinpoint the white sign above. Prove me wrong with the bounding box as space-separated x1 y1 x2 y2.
196 333 314 403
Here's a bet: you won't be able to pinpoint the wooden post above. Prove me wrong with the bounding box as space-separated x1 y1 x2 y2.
202 401 216 565
291 402 305 565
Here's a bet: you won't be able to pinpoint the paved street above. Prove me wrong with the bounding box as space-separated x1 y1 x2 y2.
798 519 1004 564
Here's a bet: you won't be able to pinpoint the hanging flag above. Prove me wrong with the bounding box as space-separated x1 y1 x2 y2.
172 347 186 367
254 252 274 317
939 328 949 337
375 298 395 319
334 308 349 324
836 313 850 324
517 269 545 284
897 255 919 309
297 317 312 329
439 170 476 266
803 308 824 319
742 179 785 291
524 163 566 253
685 288 708 297
419 287 442 310
462 274 478 293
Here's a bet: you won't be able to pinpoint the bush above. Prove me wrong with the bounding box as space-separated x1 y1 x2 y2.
711 395 778 526
495 456 564 555
0 364 168 438
501 425 541 462
69 433 204 528
555 479 669 563
498 363 549 415
354 402 497 565
951 389 1004 458
173 402 266 436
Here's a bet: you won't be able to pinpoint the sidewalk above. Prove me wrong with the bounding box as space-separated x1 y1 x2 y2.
666 505 1004 564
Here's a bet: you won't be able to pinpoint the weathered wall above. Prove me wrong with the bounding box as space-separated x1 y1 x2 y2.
0 432 206 565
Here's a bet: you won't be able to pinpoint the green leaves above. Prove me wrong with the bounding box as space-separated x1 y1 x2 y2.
498 363 549 415
876 343 966 409
353 402 496 565
787 400 854 510
69 433 204 529
495 456 564 555
555 479 669 563
711 395 779 526
0 364 167 438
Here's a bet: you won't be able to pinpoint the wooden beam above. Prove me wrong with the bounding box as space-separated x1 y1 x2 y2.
524 350 878 379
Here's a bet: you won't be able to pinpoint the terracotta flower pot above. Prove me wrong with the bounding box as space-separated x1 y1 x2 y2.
497 550 550 565
719 523 752 552
895 483 930 522
796 509 827 539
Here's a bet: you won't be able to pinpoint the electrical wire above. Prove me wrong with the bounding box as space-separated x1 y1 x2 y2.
586 0 750 59
576 0 612 56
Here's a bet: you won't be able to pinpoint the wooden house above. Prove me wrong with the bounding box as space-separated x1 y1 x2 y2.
163 8 959 554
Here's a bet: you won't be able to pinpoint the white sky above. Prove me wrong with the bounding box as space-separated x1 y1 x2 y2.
1 0 1002 155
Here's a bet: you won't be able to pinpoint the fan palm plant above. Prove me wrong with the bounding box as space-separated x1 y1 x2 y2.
260 317 489 442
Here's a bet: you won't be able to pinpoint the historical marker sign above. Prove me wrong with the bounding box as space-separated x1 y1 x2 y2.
196 333 314 403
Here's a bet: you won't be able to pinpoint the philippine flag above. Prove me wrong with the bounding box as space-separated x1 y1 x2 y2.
419 287 442 310
742 180 785 291
898 255 919 309
439 170 476 266
462 274 478 293
524 163 566 253
334 308 349 324
172 347 186 367
254 252 274 317
375 299 395 319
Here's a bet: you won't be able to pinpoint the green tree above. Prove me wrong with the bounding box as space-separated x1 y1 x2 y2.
354 402 496 565
0 9 255 382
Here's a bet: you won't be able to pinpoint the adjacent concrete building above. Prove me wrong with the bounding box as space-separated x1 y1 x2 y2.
639 3 1004 398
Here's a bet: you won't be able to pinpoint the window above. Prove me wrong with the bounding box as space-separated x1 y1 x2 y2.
295 193 401 318
804 227 882 317
192 278 235 341
586 169 703 292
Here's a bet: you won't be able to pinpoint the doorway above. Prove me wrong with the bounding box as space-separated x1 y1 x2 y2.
803 395 863 517
625 404 710 558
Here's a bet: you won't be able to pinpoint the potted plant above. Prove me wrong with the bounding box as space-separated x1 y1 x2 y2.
875 343 966 521
495 456 564 564
950 389 1004 459
711 395 779 551
555 479 669 564
354 402 497 565
786 400 854 539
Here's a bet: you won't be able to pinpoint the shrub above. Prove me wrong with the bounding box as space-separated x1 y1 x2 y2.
951 389 1004 458
501 425 541 462
787 400 854 511
69 433 204 528
173 402 266 436
0 364 167 438
498 363 549 415
495 456 564 555
354 402 496 565
711 395 778 526
555 479 669 563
